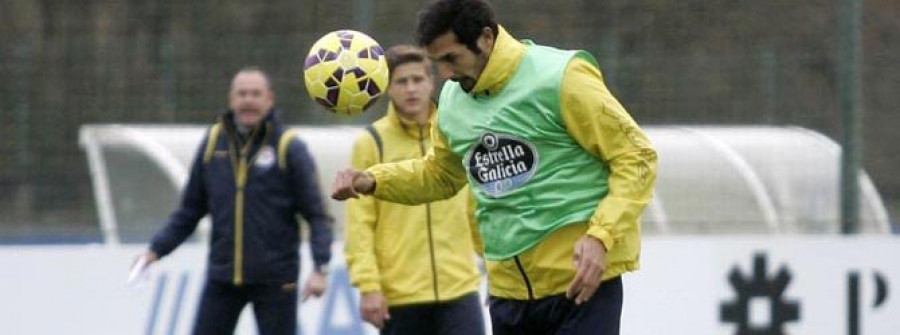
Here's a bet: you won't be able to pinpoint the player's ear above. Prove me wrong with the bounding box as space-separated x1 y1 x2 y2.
477 27 495 54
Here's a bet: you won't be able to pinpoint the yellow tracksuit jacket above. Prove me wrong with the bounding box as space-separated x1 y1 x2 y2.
366 26 657 300
344 103 482 305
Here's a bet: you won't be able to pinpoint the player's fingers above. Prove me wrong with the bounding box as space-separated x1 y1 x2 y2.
331 185 353 200
570 247 599 301
576 261 604 305
381 299 391 320
331 170 356 200
330 183 343 200
367 311 385 329
360 309 370 323
362 312 380 328
337 172 351 192
300 287 311 302
566 270 585 299
575 280 599 305
567 242 587 298
341 170 354 188
331 171 346 190
344 171 361 199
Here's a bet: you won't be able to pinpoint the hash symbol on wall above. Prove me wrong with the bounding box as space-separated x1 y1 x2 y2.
720 253 801 335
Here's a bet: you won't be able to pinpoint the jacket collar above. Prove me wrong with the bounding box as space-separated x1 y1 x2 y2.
223 107 280 128
470 25 527 97
387 101 437 140
221 107 280 144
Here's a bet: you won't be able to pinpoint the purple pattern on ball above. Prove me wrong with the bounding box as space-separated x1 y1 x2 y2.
315 97 334 108
304 55 320 69
331 69 344 82
346 67 366 78
366 80 381 96
357 78 369 91
369 46 384 60
326 88 340 106
324 77 338 88
323 50 337 62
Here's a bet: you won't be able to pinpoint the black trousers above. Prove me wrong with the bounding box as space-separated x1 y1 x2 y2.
192 279 297 335
489 276 623 335
380 292 486 335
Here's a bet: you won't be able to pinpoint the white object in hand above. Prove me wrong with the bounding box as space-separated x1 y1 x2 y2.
127 255 152 286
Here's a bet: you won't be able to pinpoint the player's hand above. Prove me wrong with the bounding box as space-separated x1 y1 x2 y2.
565 235 607 305
301 271 328 301
360 291 390 329
331 169 375 200
134 251 159 266
127 251 159 286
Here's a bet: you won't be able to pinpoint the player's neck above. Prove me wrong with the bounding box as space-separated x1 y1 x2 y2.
236 123 252 135
396 107 430 126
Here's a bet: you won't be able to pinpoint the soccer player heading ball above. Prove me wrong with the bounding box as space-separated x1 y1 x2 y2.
332 0 658 334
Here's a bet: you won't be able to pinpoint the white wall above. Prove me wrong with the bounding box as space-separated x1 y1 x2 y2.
2 237 898 334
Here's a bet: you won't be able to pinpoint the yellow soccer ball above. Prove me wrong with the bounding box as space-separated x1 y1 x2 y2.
303 30 389 115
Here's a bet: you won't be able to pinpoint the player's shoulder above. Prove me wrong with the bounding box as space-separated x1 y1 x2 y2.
360 115 396 139
371 114 395 131
349 124 378 150
277 129 314 164
277 128 303 145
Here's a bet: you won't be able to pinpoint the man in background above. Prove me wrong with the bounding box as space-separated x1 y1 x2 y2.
344 45 485 335
138 67 334 335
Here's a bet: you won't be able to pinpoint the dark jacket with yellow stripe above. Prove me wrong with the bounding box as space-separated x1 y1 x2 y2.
150 109 333 285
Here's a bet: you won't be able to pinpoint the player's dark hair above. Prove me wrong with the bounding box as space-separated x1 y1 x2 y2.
415 0 498 54
385 45 432 77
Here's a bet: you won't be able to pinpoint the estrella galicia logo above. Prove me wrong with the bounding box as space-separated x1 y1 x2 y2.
465 132 538 196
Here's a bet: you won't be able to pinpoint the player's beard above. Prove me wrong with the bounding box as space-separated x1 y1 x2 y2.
457 53 488 93
456 77 477 92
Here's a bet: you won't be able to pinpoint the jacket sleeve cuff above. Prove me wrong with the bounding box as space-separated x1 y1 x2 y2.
368 167 389 197
149 243 170 259
357 282 382 293
586 225 615 252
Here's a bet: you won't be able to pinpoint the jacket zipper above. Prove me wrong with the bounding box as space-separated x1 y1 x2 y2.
514 256 535 300
227 123 265 286
234 158 247 286
418 125 440 301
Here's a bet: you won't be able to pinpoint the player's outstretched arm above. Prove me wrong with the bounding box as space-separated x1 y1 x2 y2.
332 125 468 204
